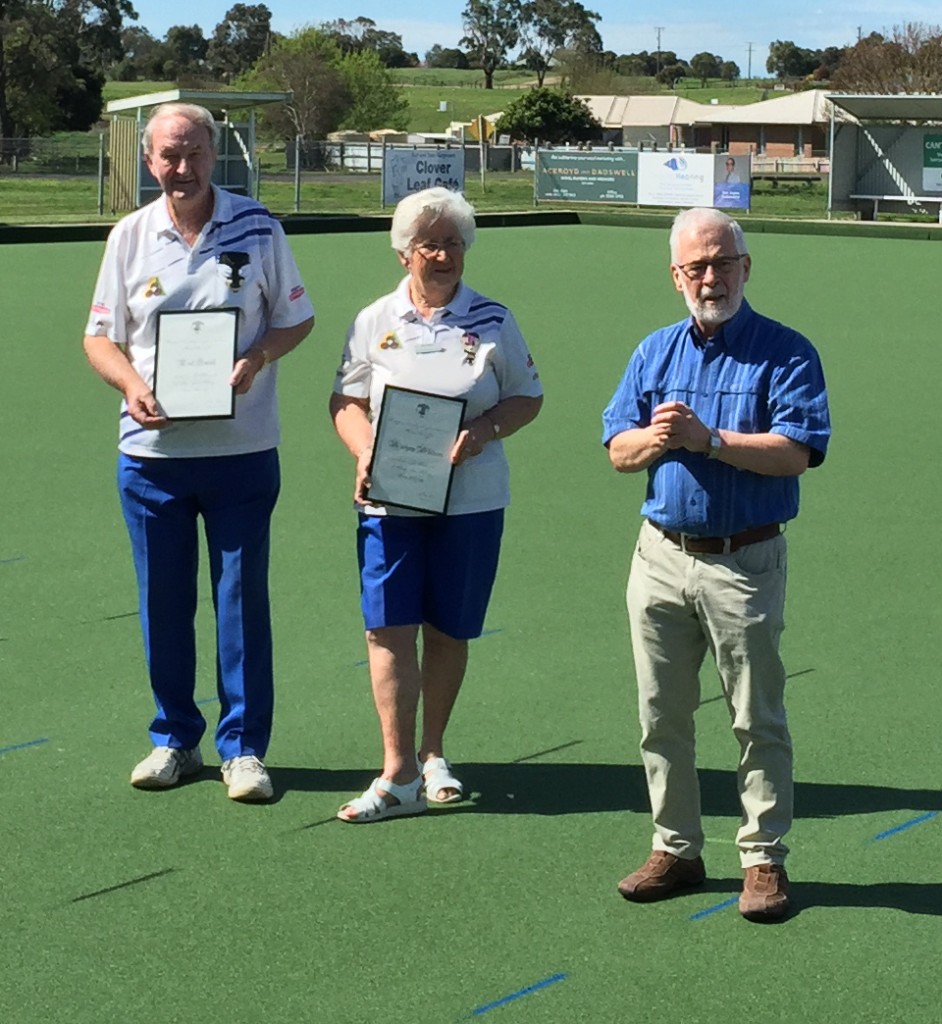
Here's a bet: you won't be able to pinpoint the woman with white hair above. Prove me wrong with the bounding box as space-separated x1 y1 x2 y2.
330 187 543 823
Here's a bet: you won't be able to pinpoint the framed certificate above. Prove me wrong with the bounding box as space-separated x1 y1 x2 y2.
153 308 239 420
366 386 467 514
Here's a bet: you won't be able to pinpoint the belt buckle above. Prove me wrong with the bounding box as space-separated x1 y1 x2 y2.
679 532 731 555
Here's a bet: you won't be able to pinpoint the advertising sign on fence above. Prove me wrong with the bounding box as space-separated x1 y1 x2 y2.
534 149 750 210
922 134 942 192
382 147 466 205
534 150 638 204
636 152 715 208
712 153 752 210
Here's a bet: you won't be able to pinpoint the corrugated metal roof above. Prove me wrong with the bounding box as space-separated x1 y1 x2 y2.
826 93 942 122
714 89 832 124
106 89 290 114
576 89 833 128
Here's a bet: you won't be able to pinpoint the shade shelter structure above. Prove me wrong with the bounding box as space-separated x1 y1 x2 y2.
826 93 942 221
105 89 290 213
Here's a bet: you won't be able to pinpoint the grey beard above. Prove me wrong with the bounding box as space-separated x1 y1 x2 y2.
686 289 743 327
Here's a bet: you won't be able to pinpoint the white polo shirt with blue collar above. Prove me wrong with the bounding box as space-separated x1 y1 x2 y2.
334 276 542 516
85 185 315 458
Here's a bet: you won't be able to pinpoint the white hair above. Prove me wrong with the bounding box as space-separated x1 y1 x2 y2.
390 187 476 253
142 103 219 155
669 207 748 261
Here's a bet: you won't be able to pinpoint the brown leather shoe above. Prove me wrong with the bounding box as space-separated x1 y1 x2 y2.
739 864 790 921
617 851 706 902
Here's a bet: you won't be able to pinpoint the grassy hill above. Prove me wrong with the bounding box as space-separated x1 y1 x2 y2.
100 70 774 136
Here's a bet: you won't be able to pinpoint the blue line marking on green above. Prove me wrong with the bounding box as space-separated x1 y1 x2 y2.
0 737 49 756
872 812 938 842
195 696 219 706
690 896 739 920
469 973 567 1016
1 556 26 565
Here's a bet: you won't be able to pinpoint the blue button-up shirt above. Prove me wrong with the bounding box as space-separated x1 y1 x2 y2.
602 300 831 536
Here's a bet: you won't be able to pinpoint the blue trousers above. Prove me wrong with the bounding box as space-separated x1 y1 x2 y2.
118 449 280 761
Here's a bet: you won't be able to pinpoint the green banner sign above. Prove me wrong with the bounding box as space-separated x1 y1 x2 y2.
535 150 638 204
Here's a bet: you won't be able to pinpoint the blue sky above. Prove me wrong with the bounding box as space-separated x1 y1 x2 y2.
131 1 939 69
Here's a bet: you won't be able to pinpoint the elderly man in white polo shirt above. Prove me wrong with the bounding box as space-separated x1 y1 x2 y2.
83 102 315 802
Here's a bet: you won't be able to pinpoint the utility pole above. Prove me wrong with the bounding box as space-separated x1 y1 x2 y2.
746 42 754 82
655 26 664 75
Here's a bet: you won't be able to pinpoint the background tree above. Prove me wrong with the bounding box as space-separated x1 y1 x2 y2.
461 0 522 89
318 16 416 67
518 0 600 87
813 45 846 80
766 39 818 80
113 23 158 79
612 51 651 76
162 24 208 80
243 26 407 141
831 23 942 92
494 86 600 143
70 0 137 76
1 0 135 147
720 60 740 84
689 51 721 86
655 62 685 88
337 48 409 130
241 29 349 140
206 3 271 83
425 44 470 69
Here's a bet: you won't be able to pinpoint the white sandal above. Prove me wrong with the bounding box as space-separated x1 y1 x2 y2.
337 776 427 823
422 756 464 804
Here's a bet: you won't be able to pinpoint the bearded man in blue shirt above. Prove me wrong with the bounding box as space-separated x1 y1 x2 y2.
602 207 830 922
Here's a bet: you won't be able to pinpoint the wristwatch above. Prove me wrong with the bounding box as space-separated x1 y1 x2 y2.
706 428 722 459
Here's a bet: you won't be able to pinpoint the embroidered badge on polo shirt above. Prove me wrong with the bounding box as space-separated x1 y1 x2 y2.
218 251 250 291
144 277 164 298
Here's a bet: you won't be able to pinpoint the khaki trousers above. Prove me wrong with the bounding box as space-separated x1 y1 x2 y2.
626 519 792 868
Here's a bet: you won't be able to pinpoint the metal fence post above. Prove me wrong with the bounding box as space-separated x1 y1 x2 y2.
97 132 105 215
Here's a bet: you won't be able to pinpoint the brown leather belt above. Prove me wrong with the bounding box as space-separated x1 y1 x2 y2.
651 520 781 555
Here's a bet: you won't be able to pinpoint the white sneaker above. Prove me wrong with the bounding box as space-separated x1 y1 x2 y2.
221 755 273 802
130 746 203 789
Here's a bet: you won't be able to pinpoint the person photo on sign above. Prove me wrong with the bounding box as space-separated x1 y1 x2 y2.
329 187 543 823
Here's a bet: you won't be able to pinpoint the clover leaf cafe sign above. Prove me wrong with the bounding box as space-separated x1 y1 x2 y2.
383 148 466 205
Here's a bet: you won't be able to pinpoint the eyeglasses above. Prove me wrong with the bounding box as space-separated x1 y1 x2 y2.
675 254 747 280
413 239 465 257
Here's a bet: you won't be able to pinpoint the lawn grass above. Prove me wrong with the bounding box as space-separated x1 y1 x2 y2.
2 224 941 1024
0 173 847 225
